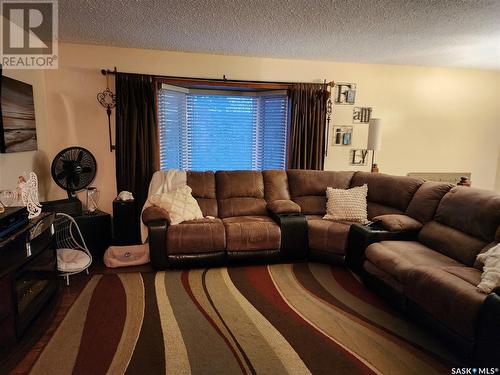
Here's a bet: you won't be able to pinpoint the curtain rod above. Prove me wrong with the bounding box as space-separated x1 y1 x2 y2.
100 68 335 87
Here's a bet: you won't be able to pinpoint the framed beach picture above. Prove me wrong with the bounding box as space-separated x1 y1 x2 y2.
0 76 37 153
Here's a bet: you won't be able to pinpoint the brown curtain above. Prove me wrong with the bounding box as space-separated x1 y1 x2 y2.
289 83 329 170
115 73 158 211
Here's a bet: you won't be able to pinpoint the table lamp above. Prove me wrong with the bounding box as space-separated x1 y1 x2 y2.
367 118 382 172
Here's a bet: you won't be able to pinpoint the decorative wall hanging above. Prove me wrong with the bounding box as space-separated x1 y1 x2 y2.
353 107 372 123
349 149 369 166
97 67 117 152
1 76 37 153
333 126 353 146
334 83 356 104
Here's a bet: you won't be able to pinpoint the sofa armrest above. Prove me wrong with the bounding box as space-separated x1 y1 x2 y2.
372 214 423 233
346 223 418 273
143 206 170 269
142 206 171 225
147 220 169 269
267 200 301 214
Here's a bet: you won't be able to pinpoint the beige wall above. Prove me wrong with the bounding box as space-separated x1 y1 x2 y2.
2 42 499 213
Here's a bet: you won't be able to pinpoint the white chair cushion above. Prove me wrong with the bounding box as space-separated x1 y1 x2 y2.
57 248 91 272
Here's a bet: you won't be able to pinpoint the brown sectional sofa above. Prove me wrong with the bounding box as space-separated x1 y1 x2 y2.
142 169 500 364
363 185 500 363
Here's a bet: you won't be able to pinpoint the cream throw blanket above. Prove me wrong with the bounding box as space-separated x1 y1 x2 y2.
103 170 186 269
476 243 500 294
140 169 187 243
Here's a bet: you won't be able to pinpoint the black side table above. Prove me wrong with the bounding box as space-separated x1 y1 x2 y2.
346 222 416 273
112 199 140 246
74 210 111 258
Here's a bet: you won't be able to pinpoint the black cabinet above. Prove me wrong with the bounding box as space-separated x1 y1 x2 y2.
74 210 111 258
112 200 140 246
0 213 58 352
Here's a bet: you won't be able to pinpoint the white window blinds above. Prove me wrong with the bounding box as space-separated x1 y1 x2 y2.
158 89 288 171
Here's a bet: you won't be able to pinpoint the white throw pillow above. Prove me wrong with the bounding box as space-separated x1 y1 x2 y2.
149 185 203 225
476 243 500 294
323 184 368 223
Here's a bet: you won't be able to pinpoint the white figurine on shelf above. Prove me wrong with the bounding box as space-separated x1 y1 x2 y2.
20 172 42 219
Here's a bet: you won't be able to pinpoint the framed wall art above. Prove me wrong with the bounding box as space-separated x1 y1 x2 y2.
332 126 353 146
353 107 372 123
334 83 356 105
0 76 37 153
349 149 369 166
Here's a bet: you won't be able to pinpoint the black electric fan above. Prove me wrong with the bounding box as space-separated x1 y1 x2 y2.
51 147 97 197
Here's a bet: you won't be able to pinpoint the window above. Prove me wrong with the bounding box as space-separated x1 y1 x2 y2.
158 87 288 171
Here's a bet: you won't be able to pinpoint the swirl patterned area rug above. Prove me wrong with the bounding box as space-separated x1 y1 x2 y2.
29 264 459 374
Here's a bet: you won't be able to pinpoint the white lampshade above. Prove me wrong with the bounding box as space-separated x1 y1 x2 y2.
367 118 382 151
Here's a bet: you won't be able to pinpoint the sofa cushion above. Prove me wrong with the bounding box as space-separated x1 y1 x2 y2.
287 170 355 215
291 196 328 216
434 187 500 243
263 170 291 201
307 219 353 255
350 172 424 212
167 218 226 254
419 221 486 266
405 181 453 223
187 171 218 217
287 170 354 197
406 266 486 340
267 200 301 214
367 202 404 219
216 171 267 218
365 240 463 283
363 260 404 293
223 216 281 252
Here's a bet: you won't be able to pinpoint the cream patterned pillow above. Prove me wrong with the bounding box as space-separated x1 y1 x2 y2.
323 184 368 223
149 185 203 225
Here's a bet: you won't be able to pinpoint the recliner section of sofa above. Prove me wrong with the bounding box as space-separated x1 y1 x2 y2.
286 170 428 264
362 186 500 362
216 171 281 263
287 169 356 264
